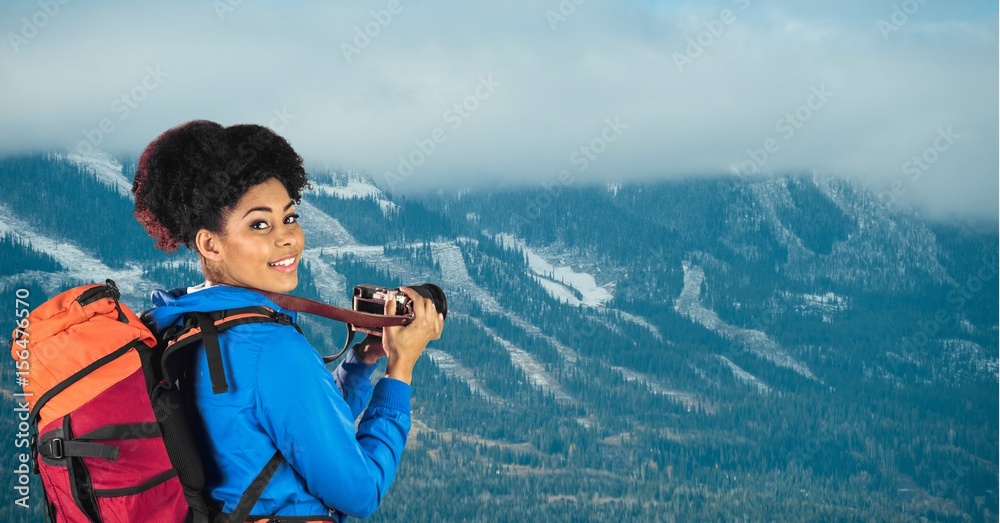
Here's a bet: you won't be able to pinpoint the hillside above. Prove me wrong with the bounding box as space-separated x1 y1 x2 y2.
0 151 996 522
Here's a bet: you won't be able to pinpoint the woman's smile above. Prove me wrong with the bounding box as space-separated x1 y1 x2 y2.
268 254 299 272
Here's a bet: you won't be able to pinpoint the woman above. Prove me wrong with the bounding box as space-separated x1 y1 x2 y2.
133 120 443 520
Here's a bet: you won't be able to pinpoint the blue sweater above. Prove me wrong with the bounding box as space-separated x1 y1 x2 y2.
143 284 411 520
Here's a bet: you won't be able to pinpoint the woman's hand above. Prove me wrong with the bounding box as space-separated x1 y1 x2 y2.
381 287 444 385
353 334 386 365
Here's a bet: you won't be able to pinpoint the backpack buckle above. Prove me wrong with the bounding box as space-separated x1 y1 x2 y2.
44 438 64 460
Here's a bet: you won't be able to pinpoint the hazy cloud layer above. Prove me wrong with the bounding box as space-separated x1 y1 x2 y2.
1 0 996 220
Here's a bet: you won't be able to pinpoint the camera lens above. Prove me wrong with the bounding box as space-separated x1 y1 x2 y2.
408 283 447 319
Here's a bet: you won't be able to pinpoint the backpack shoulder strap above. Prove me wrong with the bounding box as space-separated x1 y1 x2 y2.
222 451 284 523
161 306 292 395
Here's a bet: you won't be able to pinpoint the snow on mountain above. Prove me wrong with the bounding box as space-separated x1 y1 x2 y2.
300 248 350 307
425 347 503 405
0 202 146 298
298 200 358 247
938 339 999 381
614 311 663 341
779 291 848 323
808 173 956 288
492 233 661 339
431 240 579 366
781 291 848 312
465 315 577 406
60 149 134 200
675 260 818 382
718 355 771 394
309 171 397 216
496 233 613 307
607 363 712 413
428 240 694 409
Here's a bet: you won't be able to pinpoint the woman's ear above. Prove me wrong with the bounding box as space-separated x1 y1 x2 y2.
194 229 224 261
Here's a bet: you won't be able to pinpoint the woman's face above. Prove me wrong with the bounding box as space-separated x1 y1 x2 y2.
204 177 304 293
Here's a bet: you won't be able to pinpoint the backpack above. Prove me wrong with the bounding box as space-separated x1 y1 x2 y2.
10 279 408 523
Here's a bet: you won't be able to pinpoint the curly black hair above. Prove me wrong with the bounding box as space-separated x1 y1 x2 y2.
132 120 311 252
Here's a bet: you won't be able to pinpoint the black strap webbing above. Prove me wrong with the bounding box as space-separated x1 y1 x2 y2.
227 451 283 523
40 439 120 461
195 313 229 394
63 418 101 522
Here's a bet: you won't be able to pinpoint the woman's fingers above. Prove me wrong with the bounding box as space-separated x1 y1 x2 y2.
389 286 445 343
397 286 429 319
384 291 397 315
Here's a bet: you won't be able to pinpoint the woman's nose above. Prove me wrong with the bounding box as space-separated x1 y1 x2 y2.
276 226 300 247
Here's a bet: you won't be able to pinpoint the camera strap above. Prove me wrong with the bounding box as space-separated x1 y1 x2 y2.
252 289 412 329
227 286 413 363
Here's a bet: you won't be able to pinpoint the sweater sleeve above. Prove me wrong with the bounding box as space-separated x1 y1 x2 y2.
334 346 377 420
254 326 411 518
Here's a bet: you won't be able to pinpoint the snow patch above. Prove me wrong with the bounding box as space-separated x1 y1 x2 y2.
494 233 665 336
298 200 358 247
464 315 577 405
607 364 711 412
0 202 145 298
426 348 502 404
718 356 771 394
495 233 613 307
432 241 580 365
780 291 848 316
675 261 818 381
300 248 350 307
939 339 998 381
60 149 133 199
309 178 397 216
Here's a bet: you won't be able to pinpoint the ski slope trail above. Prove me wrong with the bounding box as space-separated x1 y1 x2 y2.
675 261 817 382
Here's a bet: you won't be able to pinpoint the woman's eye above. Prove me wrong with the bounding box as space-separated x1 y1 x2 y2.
251 220 270 230
284 213 300 225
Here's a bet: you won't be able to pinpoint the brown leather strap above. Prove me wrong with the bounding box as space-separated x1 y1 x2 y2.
252 289 411 329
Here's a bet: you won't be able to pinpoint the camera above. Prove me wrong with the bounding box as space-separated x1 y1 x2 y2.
352 283 448 336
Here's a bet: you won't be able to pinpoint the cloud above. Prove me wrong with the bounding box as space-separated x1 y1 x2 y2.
0 0 996 219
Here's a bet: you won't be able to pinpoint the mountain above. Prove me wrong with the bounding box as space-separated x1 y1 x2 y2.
0 151 996 522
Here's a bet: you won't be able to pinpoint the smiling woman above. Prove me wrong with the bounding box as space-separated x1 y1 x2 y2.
131 120 443 521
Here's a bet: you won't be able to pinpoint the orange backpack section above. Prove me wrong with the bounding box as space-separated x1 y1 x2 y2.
11 282 157 430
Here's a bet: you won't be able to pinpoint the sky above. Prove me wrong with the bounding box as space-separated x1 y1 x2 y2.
0 0 997 220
